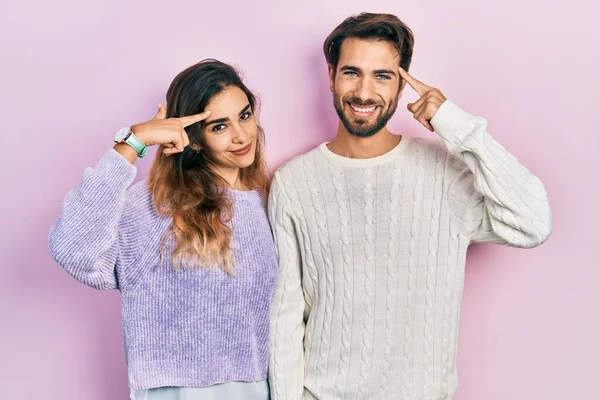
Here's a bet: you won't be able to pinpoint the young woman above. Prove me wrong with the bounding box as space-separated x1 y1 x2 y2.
48 59 278 400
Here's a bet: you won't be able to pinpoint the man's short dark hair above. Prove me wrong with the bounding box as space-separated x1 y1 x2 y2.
323 13 415 78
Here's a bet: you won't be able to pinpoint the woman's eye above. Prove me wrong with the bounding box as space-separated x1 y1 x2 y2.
212 124 226 132
240 111 252 121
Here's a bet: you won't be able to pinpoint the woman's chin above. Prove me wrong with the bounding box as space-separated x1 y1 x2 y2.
239 157 256 169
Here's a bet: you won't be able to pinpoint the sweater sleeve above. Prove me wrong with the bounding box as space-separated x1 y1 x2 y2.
268 169 306 400
48 148 137 290
431 100 552 248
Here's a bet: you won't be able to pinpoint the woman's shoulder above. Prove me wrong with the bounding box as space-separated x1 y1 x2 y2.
121 180 163 224
125 180 152 205
228 188 267 210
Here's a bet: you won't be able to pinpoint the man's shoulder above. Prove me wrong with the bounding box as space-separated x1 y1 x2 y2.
272 144 323 182
407 135 465 173
408 135 447 154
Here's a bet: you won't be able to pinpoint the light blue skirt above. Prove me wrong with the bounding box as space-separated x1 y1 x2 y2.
130 381 269 400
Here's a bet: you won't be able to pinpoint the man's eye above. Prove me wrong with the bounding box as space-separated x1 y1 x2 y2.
377 75 391 80
344 71 358 77
212 124 226 132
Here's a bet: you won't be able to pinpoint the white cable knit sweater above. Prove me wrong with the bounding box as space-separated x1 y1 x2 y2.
267 100 552 400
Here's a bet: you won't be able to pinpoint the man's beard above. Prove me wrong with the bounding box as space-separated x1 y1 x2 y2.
333 92 399 138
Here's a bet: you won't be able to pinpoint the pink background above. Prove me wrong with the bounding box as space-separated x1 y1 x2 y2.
1 0 598 399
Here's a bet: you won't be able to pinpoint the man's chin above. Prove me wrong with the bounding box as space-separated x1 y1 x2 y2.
346 125 380 138
343 119 380 137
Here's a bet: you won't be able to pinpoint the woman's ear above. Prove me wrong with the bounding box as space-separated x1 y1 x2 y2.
189 143 202 152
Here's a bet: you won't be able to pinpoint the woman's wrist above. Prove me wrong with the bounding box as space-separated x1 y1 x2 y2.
114 142 139 165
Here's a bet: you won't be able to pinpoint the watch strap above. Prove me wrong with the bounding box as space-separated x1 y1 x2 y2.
124 132 148 158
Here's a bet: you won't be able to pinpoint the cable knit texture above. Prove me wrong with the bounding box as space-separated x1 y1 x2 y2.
268 100 552 400
48 149 278 389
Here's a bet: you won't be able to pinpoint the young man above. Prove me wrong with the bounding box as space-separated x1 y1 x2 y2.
268 13 552 400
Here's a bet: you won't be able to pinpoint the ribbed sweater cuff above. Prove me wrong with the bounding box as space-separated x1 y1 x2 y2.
94 148 138 188
430 100 485 152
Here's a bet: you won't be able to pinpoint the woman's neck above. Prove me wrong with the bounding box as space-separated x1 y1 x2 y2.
211 166 247 191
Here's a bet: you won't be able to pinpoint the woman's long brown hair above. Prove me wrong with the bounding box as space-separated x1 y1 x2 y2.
147 59 270 273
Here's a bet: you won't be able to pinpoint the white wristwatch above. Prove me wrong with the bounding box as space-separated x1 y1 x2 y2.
114 126 148 158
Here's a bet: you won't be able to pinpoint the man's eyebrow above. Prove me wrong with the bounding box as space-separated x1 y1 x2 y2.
340 66 397 77
374 69 396 76
339 65 362 72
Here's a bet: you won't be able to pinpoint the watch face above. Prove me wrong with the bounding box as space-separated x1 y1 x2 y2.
114 126 131 143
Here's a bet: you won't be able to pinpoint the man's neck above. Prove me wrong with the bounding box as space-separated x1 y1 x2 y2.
327 123 402 159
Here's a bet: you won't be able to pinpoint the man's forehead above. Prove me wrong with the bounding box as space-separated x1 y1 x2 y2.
338 38 400 69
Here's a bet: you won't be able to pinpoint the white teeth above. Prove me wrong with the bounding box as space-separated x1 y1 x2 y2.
351 104 377 113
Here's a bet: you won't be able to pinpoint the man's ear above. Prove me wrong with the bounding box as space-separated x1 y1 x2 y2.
398 77 408 98
328 64 334 92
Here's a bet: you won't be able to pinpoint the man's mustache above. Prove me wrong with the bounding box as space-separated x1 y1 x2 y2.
345 97 383 107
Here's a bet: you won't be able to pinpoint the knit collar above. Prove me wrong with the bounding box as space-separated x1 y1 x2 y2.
318 135 411 168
